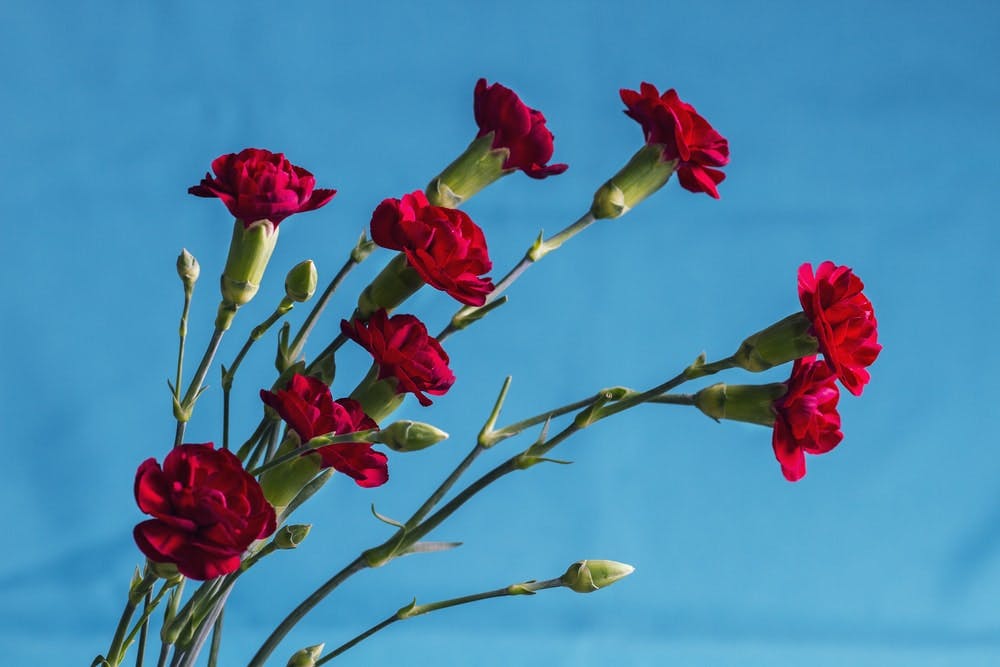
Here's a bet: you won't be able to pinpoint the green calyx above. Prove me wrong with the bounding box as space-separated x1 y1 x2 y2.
694 382 787 426
733 312 819 372
591 144 677 219
356 253 426 319
426 134 510 208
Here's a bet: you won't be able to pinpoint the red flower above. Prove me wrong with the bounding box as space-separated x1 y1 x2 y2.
133 444 276 580
260 374 387 488
772 357 844 482
370 191 494 306
620 83 729 198
188 148 336 225
798 262 881 396
341 310 455 406
474 78 568 179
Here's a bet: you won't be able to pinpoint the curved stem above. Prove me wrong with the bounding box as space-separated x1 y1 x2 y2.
247 556 369 667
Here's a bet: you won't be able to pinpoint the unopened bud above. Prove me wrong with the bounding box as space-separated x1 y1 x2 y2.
285 260 318 303
694 382 786 426
733 312 819 372
426 134 509 207
274 524 312 550
561 560 635 593
376 420 448 452
286 643 324 667
147 560 182 583
176 249 200 289
591 144 677 219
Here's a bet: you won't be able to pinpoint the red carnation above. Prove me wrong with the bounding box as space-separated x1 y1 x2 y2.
798 262 881 396
261 374 387 488
772 357 844 482
474 78 568 179
341 310 455 406
370 191 494 306
133 444 276 580
188 148 336 225
620 83 729 198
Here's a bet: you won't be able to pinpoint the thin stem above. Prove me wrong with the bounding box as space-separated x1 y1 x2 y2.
288 255 359 363
247 556 369 667
222 387 231 451
134 591 152 667
236 419 273 462
491 393 604 442
648 393 697 406
316 578 563 664
206 609 224 667
175 290 192 404
440 211 596 341
174 327 226 446
306 333 349 376
156 644 169 667
121 584 173 659
404 445 484 530
106 572 156 666
263 417 283 464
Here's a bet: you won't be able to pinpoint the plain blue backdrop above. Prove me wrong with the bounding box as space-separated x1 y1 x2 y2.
2 1 999 665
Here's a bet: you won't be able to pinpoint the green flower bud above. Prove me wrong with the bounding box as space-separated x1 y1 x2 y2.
591 144 677 219
356 253 426 318
218 218 280 322
426 134 509 208
694 382 787 426
147 560 182 583
176 248 200 290
733 312 819 372
274 524 312 550
286 643 324 667
285 260 318 303
560 560 635 593
376 420 448 452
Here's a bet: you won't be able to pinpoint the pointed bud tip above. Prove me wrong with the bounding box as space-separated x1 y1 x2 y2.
561 559 635 593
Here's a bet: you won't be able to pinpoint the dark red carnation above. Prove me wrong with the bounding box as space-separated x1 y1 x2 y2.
188 148 336 225
474 78 568 179
620 83 729 198
370 191 494 306
771 357 843 482
260 374 387 488
798 262 881 396
341 310 455 406
133 444 276 580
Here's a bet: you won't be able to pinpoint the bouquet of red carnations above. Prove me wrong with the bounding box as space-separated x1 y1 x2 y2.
96 79 880 667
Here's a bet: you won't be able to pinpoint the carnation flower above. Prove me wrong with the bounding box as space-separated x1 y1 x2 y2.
771 357 844 482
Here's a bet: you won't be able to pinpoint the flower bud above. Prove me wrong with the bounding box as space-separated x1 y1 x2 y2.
376 420 448 452
733 312 819 372
426 134 510 208
176 248 200 290
356 253 426 318
219 218 280 318
274 524 312 550
591 144 677 219
694 382 787 426
147 560 182 583
286 643 324 667
285 260 318 302
560 560 635 593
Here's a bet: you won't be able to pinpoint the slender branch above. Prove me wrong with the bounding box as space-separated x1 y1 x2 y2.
134 591 152 667
206 609 224 667
105 572 157 666
287 254 360 364
647 393 697 406
174 289 192 406
316 578 563 664
247 556 369 667
174 327 226 446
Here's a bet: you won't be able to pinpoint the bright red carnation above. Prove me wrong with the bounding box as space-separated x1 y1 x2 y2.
133 444 276 580
260 374 387 488
620 83 729 198
474 78 568 179
188 148 336 225
341 310 455 407
798 261 881 396
771 357 844 482
370 191 494 306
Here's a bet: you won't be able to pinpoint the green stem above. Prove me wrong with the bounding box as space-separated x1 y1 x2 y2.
206 609 224 667
105 572 157 666
316 578 563 664
648 393 697 406
134 591 151 667
175 289 192 405
174 327 226 446
120 584 173 659
287 254 360 364
236 419 274 462
248 556 369 667
306 333 349 376
440 211 595 341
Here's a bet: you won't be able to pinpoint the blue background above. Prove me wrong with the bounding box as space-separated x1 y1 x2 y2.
2 1 999 665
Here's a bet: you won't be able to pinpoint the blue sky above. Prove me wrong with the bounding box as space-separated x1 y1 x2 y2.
1 1 999 664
